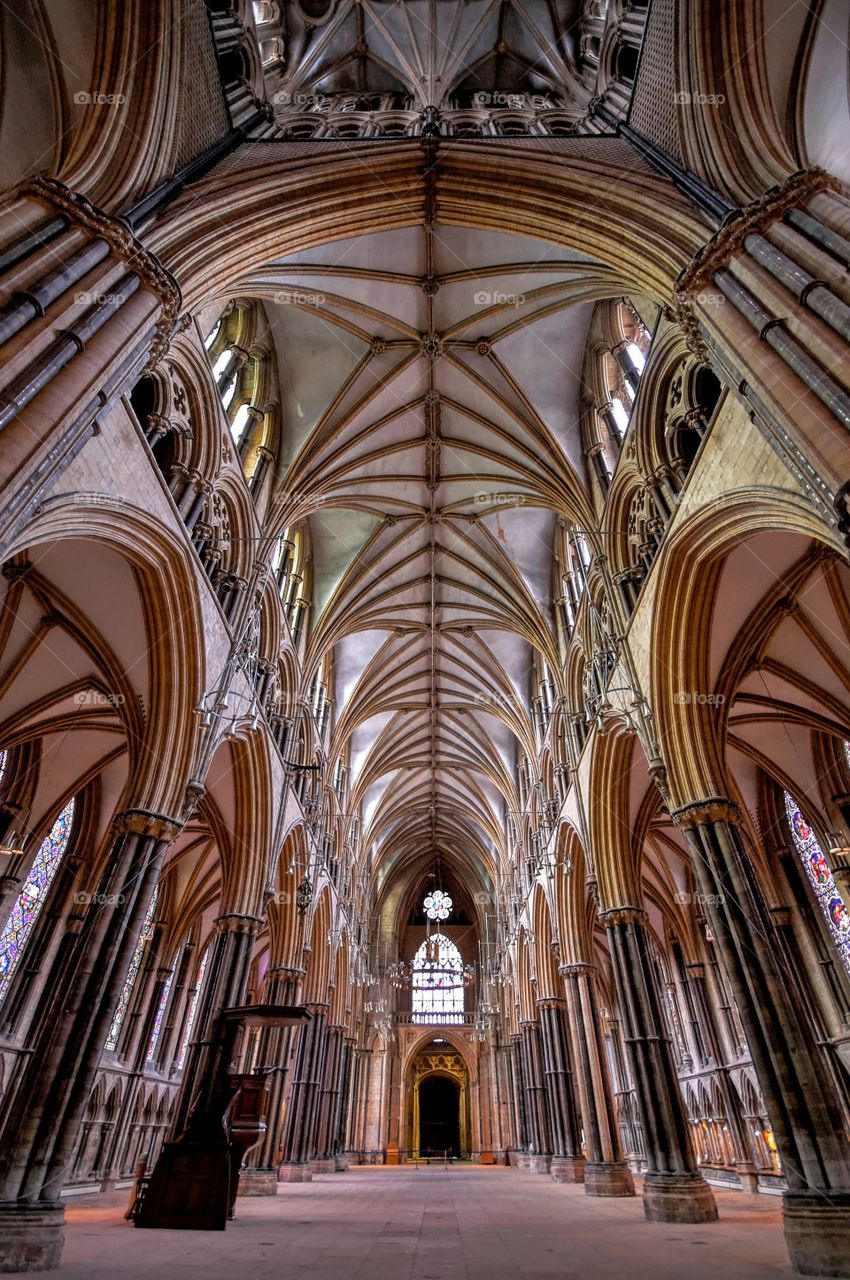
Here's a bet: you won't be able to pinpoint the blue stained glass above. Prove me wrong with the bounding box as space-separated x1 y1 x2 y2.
177 947 209 1069
0 799 75 1006
785 792 850 977
106 888 158 1052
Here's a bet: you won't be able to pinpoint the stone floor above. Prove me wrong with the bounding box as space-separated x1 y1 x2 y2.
16 1167 792 1279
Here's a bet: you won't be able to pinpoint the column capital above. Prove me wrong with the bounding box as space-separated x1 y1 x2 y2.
675 166 837 296
214 911 264 936
113 808 183 841
598 906 648 928
559 961 596 977
670 797 740 829
18 174 182 369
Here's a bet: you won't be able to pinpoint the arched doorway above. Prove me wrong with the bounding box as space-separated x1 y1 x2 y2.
418 1075 460 1157
409 1044 470 1159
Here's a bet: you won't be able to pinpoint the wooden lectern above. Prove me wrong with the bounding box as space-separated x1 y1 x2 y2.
135 1004 310 1231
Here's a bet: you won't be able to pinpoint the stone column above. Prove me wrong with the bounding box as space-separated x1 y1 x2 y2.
0 809 180 1272
167 912 263 1145
601 907 717 1223
509 1032 529 1167
685 960 759 1193
520 1020 552 1173
537 998 585 1183
238 966 301 1196
312 1025 344 1173
677 800 850 1276
561 963 635 1197
333 1037 355 1169
278 1003 328 1181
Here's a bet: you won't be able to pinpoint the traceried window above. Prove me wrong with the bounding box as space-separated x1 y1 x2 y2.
411 933 465 1024
106 888 158 1051
177 946 210 1070
785 792 850 976
0 798 75 1006
145 962 175 1064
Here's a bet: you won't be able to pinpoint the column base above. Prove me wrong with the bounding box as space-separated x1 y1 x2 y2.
642 1172 718 1224
584 1161 635 1197
310 1159 336 1174
550 1156 586 1183
278 1163 313 1183
237 1168 278 1196
514 1153 531 1171
335 1154 349 1171
0 1202 65 1272
735 1162 759 1195
783 1190 850 1277
528 1154 551 1174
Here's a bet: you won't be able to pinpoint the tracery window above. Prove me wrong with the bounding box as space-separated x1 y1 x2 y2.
145 961 175 1064
106 888 158 1051
411 933 465 1024
784 792 850 976
0 798 75 1006
176 946 210 1070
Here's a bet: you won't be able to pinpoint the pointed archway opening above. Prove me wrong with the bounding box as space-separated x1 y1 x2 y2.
418 1075 461 1158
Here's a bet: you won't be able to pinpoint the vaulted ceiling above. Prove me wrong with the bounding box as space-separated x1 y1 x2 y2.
273 0 588 111
234 216 618 898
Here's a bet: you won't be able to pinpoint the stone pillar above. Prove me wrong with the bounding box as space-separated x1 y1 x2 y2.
0 809 180 1272
167 912 263 1145
601 907 717 1224
278 1003 328 1181
333 1037 355 1169
238 966 301 1196
520 1020 552 1173
509 1032 529 1166
561 963 635 1197
537 998 585 1183
677 800 850 1276
312 1025 344 1173
685 961 759 1193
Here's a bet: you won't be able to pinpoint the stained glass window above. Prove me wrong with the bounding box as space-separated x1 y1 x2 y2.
145 965 175 1064
0 749 7 785
424 889 452 921
0 798 75 1007
177 946 210 1070
784 792 850 977
106 888 158 1052
411 933 465 1024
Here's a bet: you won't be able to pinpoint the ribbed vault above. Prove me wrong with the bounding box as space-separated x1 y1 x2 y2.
239 217 611 892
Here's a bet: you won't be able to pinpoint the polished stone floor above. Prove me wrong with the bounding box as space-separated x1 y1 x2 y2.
20 1167 791 1279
